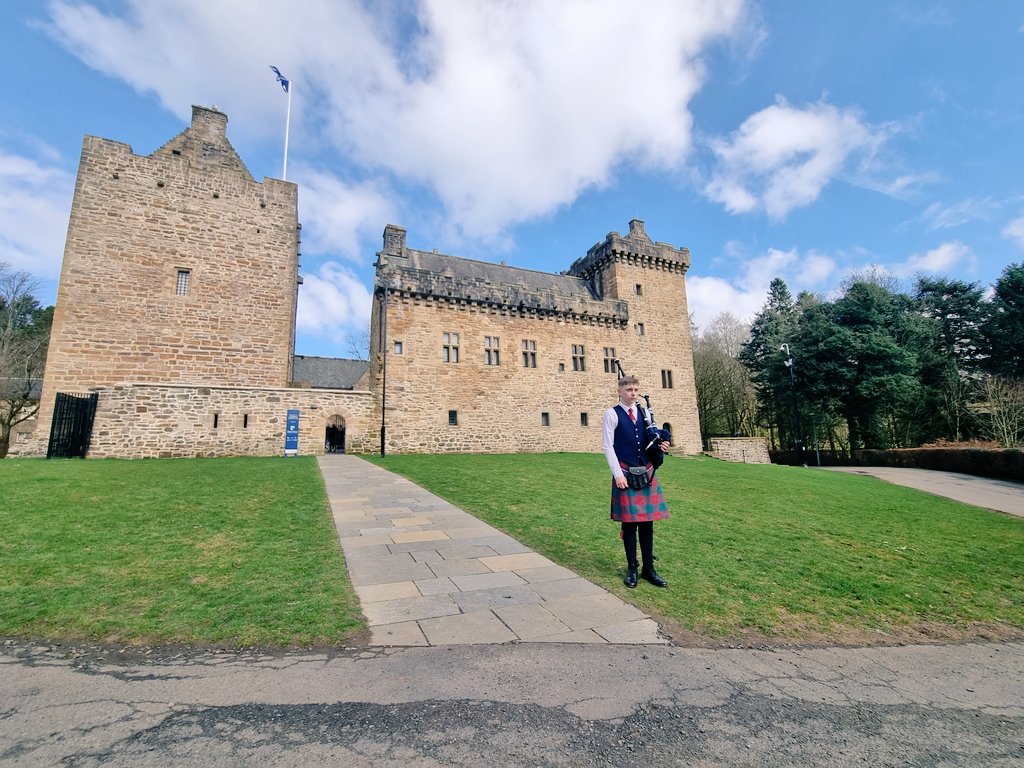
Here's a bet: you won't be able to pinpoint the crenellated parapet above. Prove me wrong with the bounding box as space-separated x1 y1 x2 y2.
568 218 691 282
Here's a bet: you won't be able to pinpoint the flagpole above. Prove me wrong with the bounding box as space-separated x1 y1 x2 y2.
282 82 292 181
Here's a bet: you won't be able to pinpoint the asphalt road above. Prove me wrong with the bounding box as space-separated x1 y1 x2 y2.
817 467 1024 518
2 639 1022 767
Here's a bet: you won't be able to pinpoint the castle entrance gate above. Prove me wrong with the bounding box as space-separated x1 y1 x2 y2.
46 392 99 458
325 415 346 454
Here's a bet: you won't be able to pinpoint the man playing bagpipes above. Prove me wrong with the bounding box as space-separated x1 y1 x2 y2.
601 371 672 588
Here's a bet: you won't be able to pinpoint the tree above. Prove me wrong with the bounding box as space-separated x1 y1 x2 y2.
977 376 1024 448
693 313 756 442
739 278 800 449
914 276 987 375
982 263 1024 378
0 265 51 457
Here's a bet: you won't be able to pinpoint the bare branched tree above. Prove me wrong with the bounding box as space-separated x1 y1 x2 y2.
978 376 1024 449
0 264 50 456
693 312 757 442
345 329 371 360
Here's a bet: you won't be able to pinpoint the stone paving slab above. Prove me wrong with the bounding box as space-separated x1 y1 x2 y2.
319 454 668 647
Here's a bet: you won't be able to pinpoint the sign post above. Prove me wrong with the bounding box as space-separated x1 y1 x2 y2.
284 409 300 457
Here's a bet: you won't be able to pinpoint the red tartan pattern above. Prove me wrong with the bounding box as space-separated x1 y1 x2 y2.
610 463 669 522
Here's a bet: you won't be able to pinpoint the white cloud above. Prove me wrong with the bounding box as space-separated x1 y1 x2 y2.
704 97 888 219
294 168 396 261
889 241 974 278
46 0 749 239
914 197 997 230
1003 213 1024 249
0 148 74 278
688 246 837 332
295 262 373 340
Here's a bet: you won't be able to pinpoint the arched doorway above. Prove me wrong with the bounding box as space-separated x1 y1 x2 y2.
325 415 346 453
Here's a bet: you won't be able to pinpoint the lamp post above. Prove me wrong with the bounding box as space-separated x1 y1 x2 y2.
780 343 803 462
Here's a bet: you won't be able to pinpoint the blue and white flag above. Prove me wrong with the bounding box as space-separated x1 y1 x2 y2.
270 65 290 93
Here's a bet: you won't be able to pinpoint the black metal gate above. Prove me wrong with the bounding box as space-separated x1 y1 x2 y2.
47 392 98 459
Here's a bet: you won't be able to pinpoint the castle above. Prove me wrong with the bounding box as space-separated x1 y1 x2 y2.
13 106 701 458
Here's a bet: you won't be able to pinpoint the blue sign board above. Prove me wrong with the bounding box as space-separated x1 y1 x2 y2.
284 409 300 456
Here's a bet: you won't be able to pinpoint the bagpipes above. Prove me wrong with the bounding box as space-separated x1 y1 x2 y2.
612 359 672 470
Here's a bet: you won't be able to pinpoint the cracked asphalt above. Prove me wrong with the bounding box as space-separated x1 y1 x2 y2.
2 639 1022 766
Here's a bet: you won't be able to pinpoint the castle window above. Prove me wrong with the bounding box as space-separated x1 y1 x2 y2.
580 412 589 427
484 336 500 365
242 413 250 429
603 347 616 374
448 410 458 426
559 363 565 372
522 339 537 368
661 369 674 389
541 412 550 427
394 340 403 355
175 269 191 296
442 332 460 363
212 412 220 429
572 344 586 372
637 323 645 336
635 283 643 296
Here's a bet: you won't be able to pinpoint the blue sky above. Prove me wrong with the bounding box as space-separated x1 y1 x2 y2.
2 1 1023 358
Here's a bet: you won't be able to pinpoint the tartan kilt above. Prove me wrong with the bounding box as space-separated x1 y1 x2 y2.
610 463 669 523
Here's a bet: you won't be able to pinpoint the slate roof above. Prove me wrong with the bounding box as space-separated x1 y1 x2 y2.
377 248 629 322
292 356 368 389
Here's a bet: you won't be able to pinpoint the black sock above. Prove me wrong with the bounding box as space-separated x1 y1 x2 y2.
638 521 654 568
621 522 638 565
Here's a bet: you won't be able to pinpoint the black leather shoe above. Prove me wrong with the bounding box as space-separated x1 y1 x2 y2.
624 562 639 588
641 566 668 588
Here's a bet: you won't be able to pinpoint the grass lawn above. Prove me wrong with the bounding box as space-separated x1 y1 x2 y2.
0 456 364 647
365 453 1024 644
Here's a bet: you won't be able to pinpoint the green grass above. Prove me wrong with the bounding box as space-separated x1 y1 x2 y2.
364 453 1024 642
0 456 364 647
3 453 1022 647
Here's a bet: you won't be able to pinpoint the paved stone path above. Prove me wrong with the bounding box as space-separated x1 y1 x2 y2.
320 454 664 646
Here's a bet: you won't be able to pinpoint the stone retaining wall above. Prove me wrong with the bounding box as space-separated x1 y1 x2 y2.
708 437 771 464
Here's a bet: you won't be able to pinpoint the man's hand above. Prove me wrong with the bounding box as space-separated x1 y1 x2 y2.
615 475 628 489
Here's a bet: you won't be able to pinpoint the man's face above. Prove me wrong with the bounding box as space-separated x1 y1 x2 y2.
618 383 640 405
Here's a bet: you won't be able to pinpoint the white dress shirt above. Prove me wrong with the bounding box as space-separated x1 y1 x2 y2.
602 401 636 480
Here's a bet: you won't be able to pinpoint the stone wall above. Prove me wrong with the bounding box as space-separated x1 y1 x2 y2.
708 437 771 464
34 106 299 449
80 383 375 459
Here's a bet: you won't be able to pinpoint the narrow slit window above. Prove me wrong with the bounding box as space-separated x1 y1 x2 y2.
637 323 645 337
176 269 191 296
580 412 589 427
541 412 550 427
635 283 643 296
393 340 403 355
661 369 674 389
242 413 250 429
212 412 219 429
448 410 458 426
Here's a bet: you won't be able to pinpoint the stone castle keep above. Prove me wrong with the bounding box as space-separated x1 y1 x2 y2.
14 106 701 458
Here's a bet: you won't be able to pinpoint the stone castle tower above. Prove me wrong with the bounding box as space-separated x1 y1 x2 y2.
21 106 356 458
368 219 702 455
